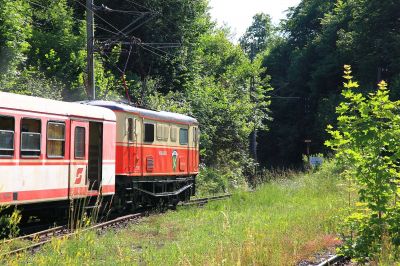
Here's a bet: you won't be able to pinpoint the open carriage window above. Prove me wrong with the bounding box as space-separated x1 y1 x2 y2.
0 116 15 157
144 123 155 143
21 118 41 157
47 122 65 158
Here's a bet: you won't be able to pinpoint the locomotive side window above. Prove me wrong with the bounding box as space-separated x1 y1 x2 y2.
170 127 177 142
156 124 163 140
193 127 200 143
47 122 65 158
157 124 169 141
0 116 15 157
179 128 188 145
74 127 85 158
127 118 134 142
21 118 41 157
144 123 155 143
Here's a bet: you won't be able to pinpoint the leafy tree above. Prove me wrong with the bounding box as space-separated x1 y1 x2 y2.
239 13 276 56
147 30 271 186
27 0 120 100
326 66 400 261
94 0 212 98
0 0 31 82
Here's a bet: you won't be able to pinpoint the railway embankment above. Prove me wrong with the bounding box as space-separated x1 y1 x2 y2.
2 162 347 265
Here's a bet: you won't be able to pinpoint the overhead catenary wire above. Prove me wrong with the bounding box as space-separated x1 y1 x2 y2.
137 43 169 60
73 0 130 39
93 4 153 15
124 0 154 12
26 0 48 9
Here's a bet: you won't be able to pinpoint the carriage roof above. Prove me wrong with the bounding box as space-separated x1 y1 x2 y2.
0 92 116 121
86 101 199 125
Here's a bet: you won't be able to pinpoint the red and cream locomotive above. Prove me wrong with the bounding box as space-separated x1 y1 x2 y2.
0 92 199 214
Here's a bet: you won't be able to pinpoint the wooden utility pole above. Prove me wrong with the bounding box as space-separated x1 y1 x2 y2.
86 0 95 100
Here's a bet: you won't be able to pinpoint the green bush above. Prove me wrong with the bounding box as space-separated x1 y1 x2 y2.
0 206 21 239
326 65 400 262
196 165 248 197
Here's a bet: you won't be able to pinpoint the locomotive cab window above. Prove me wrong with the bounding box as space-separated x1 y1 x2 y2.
47 122 65 158
21 118 41 157
144 123 155 143
0 116 15 157
179 128 188 145
75 127 85 159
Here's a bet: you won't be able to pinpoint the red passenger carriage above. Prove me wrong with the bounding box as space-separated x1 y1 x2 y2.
0 92 116 213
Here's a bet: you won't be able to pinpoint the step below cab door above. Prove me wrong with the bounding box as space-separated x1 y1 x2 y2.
69 120 89 198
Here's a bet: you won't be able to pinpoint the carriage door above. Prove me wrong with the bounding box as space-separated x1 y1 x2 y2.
69 121 89 198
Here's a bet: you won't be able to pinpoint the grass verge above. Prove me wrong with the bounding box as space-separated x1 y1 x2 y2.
4 161 346 265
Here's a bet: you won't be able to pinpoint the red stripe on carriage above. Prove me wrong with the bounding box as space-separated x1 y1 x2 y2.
0 185 115 203
0 161 115 166
0 188 68 202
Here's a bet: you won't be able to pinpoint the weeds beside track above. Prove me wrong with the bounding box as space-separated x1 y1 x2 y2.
3 164 345 265
0 195 232 259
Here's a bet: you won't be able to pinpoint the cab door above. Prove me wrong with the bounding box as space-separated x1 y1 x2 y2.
189 127 199 173
69 120 89 198
126 116 136 174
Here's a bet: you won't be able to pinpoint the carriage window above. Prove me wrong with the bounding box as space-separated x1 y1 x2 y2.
47 122 65 158
21 118 41 157
127 118 134 142
0 116 15 157
144 123 154 143
179 128 188 145
75 127 85 158
170 127 177 142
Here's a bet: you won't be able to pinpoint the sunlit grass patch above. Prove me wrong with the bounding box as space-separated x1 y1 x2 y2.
7 161 346 265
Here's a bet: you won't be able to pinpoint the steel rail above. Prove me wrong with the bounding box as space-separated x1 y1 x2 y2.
1 194 232 258
316 255 345 266
0 213 144 258
180 194 232 206
2 225 65 244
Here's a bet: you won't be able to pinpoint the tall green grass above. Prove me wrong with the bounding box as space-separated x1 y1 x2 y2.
6 161 346 265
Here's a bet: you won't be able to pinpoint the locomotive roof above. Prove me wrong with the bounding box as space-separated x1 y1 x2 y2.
86 101 199 125
0 91 116 121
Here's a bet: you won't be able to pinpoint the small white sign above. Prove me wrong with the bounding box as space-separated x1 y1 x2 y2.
310 157 323 167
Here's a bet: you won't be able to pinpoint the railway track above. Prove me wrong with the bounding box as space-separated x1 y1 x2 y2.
0 194 232 258
0 213 144 258
316 255 347 266
179 194 232 206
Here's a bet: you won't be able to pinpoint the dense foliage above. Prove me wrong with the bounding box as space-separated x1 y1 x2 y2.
260 0 400 167
0 0 271 189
